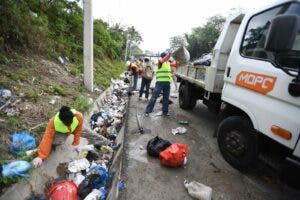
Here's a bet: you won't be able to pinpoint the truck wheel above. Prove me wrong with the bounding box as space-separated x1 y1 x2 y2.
179 83 196 110
217 116 258 172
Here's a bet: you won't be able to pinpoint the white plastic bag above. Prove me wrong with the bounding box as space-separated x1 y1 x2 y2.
68 158 90 173
184 180 212 200
173 46 190 66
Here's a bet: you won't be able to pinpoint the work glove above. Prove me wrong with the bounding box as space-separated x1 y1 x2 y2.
32 157 43 168
72 145 79 152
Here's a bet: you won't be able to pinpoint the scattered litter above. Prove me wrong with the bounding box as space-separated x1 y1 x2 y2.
184 180 212 200
117 181 125 190
100 145 113 154
171 127 187 135
84 189 103 200
85 150 101 163
170 93 178 98
0 89 12 99
9 131 36 155
147 136 172 157
68 158 90 173
58 55 69 65
25 148 37 156
47 180 77 200
49 96 60 105
2 160 32 177
178 120 189 125
5 107 20 116
159 143 189 167
139 145 143 150
69 173 86 186
79 144 95 152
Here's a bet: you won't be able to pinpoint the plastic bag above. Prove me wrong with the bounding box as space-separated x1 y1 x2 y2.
2 160 32 177
147 136 172 157
9 132 36 155
159 143 188 167
47 180 77 200
184 180 212 200
172 46 190 66
68 158 90 173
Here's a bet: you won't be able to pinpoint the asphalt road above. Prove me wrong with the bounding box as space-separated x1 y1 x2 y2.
120 80 300 200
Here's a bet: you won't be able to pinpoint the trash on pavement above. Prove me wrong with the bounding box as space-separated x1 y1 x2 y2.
178 120 189 125
184 180 212 200
47 180 77 200
171 127 187 135
147 136 172 157
170 93 178 98
9 131 36 155
159 143 189 167
69 172 86 186
84 189 104 200
68 158 90 173
117 181 125 190
2 160 32 177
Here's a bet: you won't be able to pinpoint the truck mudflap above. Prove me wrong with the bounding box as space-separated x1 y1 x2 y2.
281 156 300 190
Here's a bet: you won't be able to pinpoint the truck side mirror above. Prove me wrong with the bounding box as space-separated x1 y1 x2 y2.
265 15 300 52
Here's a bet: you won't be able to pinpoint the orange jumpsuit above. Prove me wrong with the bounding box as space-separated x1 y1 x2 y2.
37 112 83 159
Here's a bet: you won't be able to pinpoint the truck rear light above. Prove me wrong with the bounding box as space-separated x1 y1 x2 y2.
271 125 292 140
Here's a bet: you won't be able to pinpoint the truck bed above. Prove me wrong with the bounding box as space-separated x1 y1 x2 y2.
176 64 207 88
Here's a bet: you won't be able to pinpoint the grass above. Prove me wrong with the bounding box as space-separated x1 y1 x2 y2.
70 64 83 76
10 69 31 82
73 96 91 113
6 116 21 127
53 85 68 96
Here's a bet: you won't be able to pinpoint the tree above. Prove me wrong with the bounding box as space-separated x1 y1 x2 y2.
169 35 187 50
186 15 225 60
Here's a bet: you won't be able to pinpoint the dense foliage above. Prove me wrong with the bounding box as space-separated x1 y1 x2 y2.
175 15 225 60
0 0 142 71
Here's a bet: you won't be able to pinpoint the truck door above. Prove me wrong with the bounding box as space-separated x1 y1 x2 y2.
223 2 300 150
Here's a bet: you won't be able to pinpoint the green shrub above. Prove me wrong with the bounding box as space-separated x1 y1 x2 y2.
73 96 91 113
53 85 68 96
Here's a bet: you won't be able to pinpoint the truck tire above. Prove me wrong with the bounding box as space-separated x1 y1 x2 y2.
217 116 258 172
179 83 196 110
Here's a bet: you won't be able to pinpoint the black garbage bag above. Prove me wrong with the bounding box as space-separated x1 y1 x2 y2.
86 150 101 162
147 136 172 157
78 177 93 199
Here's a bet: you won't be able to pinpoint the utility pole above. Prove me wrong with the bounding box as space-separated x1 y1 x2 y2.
83 0 93 91
124 34 129 61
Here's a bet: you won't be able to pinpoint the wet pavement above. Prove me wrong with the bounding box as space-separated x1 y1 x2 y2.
120 80 300 200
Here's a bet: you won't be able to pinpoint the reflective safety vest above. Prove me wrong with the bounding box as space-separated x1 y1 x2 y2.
54 109 79 133
156 62 172 82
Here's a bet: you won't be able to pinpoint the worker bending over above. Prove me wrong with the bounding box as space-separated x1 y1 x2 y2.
32 106 83 167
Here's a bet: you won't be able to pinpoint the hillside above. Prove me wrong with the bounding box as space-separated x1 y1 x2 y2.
0 0 140 190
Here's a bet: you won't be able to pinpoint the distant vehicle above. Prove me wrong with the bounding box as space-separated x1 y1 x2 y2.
193 53 212 66
176 0 300 180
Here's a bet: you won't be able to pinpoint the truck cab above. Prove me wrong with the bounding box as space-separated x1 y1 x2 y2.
176 0 300 175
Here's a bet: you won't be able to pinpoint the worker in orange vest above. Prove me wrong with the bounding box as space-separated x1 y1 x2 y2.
32 106 83 167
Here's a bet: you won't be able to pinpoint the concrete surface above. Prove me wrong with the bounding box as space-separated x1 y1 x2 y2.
120 82 300 200
0 135 88 200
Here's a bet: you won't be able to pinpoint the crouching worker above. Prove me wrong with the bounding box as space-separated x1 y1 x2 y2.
32 106 83 168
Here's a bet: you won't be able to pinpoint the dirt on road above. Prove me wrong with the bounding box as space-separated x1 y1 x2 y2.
120 85 300 200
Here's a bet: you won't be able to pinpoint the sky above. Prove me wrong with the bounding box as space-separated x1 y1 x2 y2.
92 0 276 52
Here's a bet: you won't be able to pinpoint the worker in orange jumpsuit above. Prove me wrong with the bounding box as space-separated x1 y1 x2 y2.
32 106 83 168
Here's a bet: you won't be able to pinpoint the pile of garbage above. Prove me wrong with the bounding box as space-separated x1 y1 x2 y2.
45 73 131 199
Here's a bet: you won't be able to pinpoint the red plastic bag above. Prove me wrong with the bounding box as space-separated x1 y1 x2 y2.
47 180 78 200
159 143 188 167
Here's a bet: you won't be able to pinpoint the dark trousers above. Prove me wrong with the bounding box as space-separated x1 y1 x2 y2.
145 82 170 115
132 73 139 90
139 78 152 99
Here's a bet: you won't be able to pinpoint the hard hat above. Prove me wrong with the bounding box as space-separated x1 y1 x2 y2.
160 51 168 58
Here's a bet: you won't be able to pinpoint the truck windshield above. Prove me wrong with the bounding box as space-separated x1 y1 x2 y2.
241 2 300 71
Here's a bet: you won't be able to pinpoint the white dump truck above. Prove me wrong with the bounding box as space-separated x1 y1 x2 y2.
176 0 300 173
